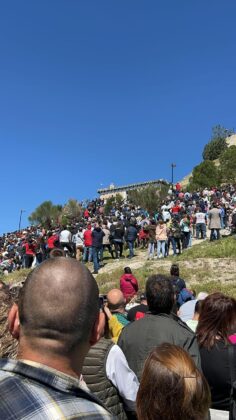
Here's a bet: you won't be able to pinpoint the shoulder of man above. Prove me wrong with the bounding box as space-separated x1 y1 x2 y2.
0 359 115 419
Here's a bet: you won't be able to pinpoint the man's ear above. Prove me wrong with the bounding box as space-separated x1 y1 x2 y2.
89 312 105 346
8 303 20 339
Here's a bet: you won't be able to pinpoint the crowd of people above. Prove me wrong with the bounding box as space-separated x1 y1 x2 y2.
1 182 236 275
0 259 235 419
0 182 235 419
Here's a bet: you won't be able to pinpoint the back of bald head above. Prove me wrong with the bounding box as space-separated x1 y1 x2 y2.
18 258 99 353
107 289 126 311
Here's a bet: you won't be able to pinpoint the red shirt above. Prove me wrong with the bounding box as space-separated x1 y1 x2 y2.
83 229 92 246
84 209 90 219
139 229 149 240
24 242 36 255
47 234 58 249
171 205 181 214
176 182 181 191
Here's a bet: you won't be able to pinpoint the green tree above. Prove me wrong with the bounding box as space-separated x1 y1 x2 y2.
104 194 123 216
62 199 82 222
29 201 62 228
202 125 234 161
219 145 236 183
128 184 169 215
188 160 220 190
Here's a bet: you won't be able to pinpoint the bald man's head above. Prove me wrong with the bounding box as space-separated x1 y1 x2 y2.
18 258 99 354
107 289 126 312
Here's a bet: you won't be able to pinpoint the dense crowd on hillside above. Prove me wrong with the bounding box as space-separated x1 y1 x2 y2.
0 183 235 420
1 183 236 275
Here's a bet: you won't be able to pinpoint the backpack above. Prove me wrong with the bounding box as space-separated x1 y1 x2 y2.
177 288 194 307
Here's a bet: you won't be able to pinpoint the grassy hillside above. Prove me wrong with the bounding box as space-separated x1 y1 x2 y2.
96 236 236 296
2 237 236 298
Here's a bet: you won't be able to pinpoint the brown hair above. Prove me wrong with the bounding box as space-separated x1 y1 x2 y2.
196 292 236 350
136 343 210 420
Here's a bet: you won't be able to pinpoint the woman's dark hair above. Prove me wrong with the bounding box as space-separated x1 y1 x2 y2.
137 343 210 420
196 292 236 350
124 267 132 274
170 264 179 277
194 299 204 316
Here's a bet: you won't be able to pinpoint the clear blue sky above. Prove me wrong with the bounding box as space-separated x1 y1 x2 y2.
0 0 235 233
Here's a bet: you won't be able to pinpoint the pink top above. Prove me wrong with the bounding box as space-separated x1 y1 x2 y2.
229 334 236 344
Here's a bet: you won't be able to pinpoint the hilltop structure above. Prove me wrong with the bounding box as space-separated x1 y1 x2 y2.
97 179 168 201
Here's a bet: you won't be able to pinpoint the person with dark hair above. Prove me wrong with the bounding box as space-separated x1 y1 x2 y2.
0 258 114 419
180 215 191 249
47 230 59 256
155 220 167 258
59 226 74 255
83 224 93 263
195 206 207 239
170 263 186 294
120 267 139 301
118 275 200 380
127 293 149 322
196 293 236 416
137 343 210 420
110 222 125 260
22 237 36 268
146 219 156 260
125 222 138 259
92 222 105 274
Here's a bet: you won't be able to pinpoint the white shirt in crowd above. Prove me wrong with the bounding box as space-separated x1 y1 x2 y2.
72 232 84 246
195 212 207 224
59 229 72 243
106 344 139 411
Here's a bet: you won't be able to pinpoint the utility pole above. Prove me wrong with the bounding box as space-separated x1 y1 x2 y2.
18 209 26 231
171 163 176 190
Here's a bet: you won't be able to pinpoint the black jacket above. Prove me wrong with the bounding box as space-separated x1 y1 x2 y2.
92 228 105 248
125 226 137 242
118 312 201 380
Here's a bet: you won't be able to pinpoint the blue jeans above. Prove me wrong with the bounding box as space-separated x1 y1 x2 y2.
148 242 155 258
92 247 102 272
157 240 166 258
83 246 92 262
196 223 206 239
127 240 134 258
167 237 176 255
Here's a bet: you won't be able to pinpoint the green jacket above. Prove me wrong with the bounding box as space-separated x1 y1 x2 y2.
118 312 201 380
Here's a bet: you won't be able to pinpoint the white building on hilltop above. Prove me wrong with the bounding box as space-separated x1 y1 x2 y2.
97 179 169 202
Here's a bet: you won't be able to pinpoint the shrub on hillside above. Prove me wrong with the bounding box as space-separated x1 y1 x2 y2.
219 145 236 183
202 125 234 161
188 160 220 190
